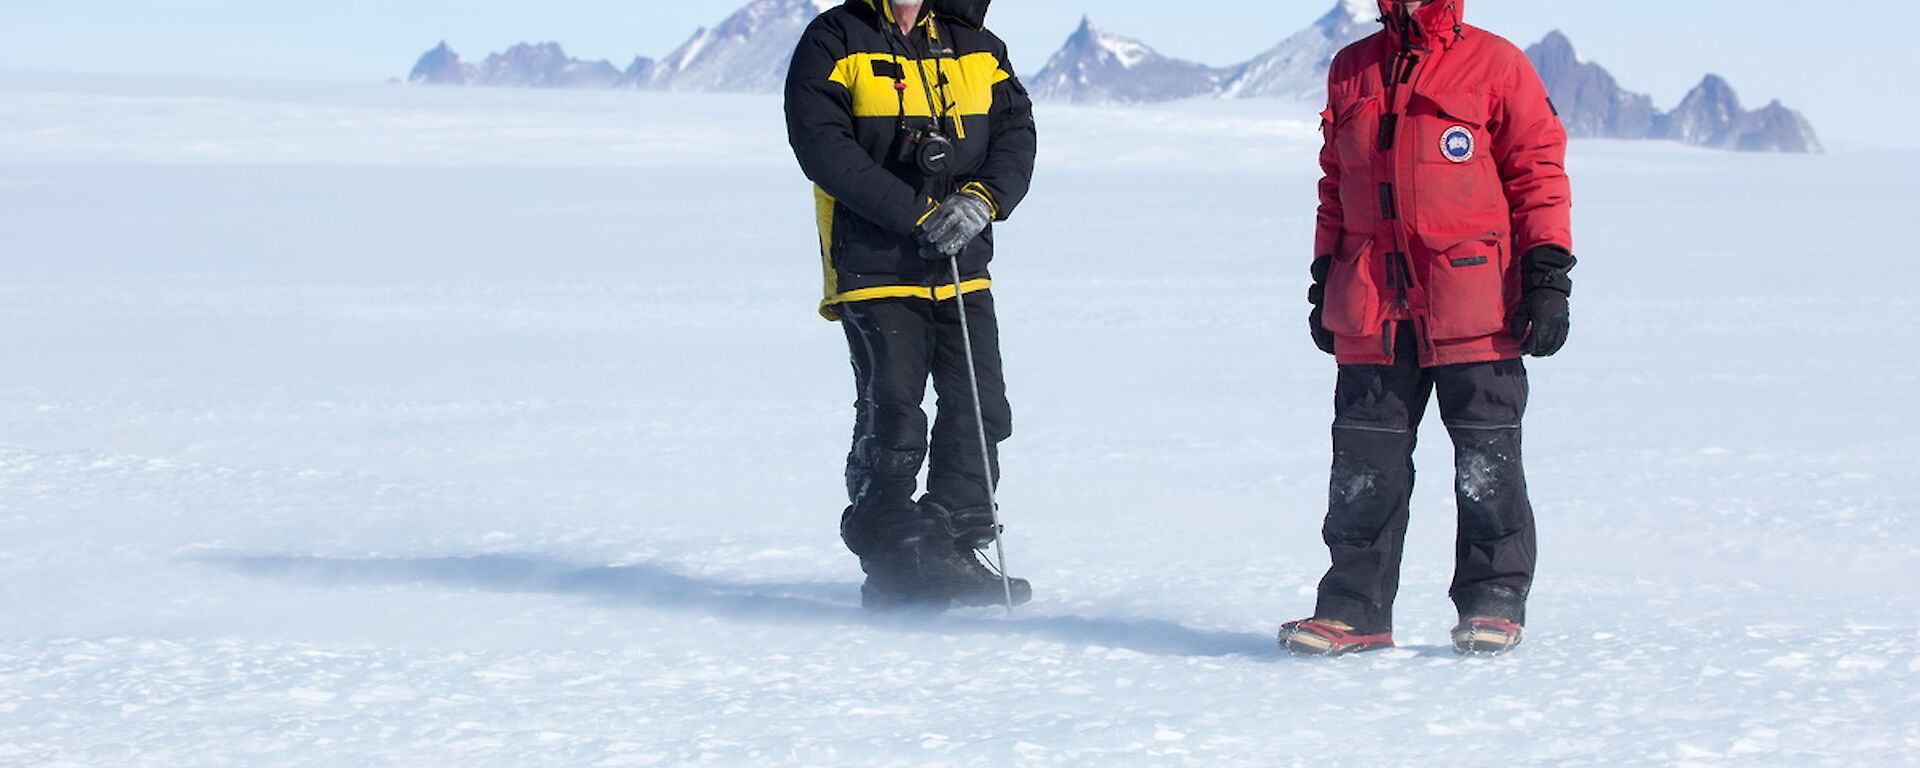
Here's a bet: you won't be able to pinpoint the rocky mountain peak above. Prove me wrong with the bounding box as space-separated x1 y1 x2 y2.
473 42 622 89
1732 100 1824 153
646 0 829 92
408 41 473 86
1524 30 1657 141
1657 74 1821 153
398 0 1825 154
1216 1 1378 99
1528 30 1578 79
1065 17 1155 69
1029 16 1224 104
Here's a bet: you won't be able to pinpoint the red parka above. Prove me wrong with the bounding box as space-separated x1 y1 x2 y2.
1315 0 1572 366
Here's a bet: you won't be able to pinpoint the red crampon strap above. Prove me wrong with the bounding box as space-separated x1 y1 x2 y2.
1458 618 1523 635
1281 620 1395 654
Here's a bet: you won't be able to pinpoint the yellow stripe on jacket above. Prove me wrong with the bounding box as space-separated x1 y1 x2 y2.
818 279 995 321
827 52 1011 120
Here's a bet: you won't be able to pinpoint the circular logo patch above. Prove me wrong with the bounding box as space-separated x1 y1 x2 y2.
1440 125 1475 163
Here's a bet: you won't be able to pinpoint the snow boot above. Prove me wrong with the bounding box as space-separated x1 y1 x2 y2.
1451 616 1523 656
917 498 1031 607
919 540 1032 607
857 549 950 611
843 504 949 612
1278 618 1395 656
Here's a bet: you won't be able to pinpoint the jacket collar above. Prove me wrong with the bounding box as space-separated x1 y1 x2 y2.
1375 0 1466 50
853 0 989 31
856 0 921 27
935 0 989 30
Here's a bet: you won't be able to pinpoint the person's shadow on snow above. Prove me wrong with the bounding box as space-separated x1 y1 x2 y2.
194 553 1280 659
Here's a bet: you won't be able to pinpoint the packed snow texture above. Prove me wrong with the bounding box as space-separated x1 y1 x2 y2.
1 72 1917 766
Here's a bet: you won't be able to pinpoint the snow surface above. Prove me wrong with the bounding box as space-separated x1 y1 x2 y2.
1 72 1918 766
1096 32 1153 70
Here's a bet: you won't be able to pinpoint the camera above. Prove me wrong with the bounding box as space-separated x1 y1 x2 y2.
900 122 954 175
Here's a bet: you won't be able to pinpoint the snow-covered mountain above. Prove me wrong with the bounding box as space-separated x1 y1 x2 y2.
1523 31 1657 141
1525 32 1822 153
1658 75 1823 153
408 42 627 89
477 43 624 89
1019 2 1820 153
1217 0 1376 99
400 0 1822 153
1027 0 1373 104
622 56 657 87
407 0 830 93
1729 101 1824 154
643 0 837 92
408 42 472 86
1027 17 1224 105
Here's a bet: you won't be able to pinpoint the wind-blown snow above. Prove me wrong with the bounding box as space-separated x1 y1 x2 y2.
1 71 1917 766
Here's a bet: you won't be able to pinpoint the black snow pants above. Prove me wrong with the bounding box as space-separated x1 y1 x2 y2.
837 294 1011 556
1315 325 1536 634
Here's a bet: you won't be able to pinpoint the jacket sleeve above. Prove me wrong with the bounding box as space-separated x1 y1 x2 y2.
1492 53 1573 256
785 17 937 236
1313 98 1344 262
958 34 1036 221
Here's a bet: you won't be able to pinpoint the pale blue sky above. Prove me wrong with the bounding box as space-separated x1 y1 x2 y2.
0 0 1910 147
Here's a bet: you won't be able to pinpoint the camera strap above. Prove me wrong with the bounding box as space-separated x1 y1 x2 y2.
882 13 953 137
882 12 958 193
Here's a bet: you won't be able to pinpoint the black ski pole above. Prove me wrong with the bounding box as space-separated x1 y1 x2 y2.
947 254 1015 612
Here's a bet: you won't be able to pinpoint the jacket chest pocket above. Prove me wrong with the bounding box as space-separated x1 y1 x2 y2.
1411 91 1505 235
1414 92 1491 166
1328 96 1383 168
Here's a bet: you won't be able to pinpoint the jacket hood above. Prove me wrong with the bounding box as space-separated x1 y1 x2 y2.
1374 0 1466 49
854 0 990 31
934 0 989 30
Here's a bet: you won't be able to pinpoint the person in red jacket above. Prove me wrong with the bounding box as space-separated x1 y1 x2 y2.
1279 0 1575 657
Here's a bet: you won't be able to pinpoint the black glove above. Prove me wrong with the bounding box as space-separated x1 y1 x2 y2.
916 192 992 258
1308 255 1336 355
1510 245 1576 357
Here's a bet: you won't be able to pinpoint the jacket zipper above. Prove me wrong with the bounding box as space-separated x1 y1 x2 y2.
1382 42 1423 313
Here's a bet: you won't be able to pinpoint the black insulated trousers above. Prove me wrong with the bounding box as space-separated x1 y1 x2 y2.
837 294 1011 556
1315 325 1537 634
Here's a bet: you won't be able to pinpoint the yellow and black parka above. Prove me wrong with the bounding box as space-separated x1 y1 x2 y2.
785 0 1037 320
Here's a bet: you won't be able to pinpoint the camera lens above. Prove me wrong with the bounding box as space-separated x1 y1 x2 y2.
917 133 953 175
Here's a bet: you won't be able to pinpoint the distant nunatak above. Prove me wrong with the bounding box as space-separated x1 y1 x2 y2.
406 0 1821 154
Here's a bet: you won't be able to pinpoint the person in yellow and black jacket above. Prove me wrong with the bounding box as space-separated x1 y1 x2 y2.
785 0 1036 611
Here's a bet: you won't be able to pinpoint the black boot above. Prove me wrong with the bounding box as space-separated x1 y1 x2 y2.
916 499 1033 607
841 505 950 611
857 548 950 611
921 542 1032 607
